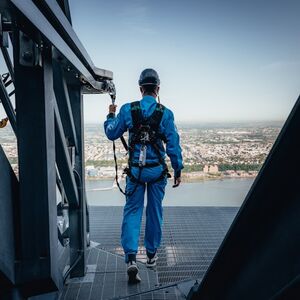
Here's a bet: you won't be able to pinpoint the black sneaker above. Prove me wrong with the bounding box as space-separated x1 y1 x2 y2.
146 251 158 268
127 261 141 283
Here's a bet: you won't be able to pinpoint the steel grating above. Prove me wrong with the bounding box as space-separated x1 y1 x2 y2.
89 206 238 285
60 245 186 300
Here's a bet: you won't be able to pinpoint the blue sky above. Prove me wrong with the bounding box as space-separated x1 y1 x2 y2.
1 0 299 124
69 0 300 123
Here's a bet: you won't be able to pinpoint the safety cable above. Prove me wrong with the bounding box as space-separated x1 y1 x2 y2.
113 140 142 196
63 252 83 284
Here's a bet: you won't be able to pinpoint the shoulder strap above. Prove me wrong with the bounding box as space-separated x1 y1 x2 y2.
148 103 165 131
130 101 142 127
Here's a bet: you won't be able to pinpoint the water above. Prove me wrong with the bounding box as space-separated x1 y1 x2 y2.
86 177 254 207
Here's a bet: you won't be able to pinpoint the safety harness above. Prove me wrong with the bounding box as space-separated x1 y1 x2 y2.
113 101 171 196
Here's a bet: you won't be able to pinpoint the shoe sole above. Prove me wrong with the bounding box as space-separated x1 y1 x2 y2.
127 265 141 283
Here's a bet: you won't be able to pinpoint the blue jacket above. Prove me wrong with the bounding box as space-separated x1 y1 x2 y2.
104 95 183 173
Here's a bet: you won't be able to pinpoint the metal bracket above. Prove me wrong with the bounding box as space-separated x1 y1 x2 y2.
104 80 116 101
0 14 10 47
0 14 8 48
19 31 41 67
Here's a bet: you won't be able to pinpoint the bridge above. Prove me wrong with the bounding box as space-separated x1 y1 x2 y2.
0 1 299 299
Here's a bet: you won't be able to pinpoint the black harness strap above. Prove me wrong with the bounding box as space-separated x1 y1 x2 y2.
125 167 168 185
148 103 165 131
130 101 143 128
114 101 169 196
128 101 169 181
130 101 165 131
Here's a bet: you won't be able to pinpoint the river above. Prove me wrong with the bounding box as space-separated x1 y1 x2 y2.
86 177 255 207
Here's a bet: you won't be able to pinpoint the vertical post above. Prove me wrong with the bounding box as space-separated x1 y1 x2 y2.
14 30 60 295
68 85 87 277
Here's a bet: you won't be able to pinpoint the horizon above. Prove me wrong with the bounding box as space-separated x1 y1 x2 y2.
84 119 284 127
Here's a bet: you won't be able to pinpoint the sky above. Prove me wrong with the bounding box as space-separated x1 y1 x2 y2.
69 0 300 123
1 0 300 124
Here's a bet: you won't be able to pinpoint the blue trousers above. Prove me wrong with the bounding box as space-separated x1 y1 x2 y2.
121 166 167 263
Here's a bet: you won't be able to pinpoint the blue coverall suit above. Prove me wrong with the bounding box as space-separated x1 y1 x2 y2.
104 95 183 262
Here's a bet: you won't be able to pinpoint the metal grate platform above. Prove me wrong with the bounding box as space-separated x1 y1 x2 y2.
89 206 238 285
60 245 186 300
60 206 238 299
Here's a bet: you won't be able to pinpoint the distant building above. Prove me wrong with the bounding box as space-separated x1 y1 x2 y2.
203 164 219 173
209 165 219 173
203 165 209 173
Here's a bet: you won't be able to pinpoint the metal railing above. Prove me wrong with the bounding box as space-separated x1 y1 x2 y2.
0 0 115 298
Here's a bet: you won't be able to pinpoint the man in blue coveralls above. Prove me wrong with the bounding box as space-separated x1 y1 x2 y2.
104 69 183 283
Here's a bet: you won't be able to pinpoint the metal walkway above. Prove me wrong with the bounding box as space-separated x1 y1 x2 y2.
60 206 238 299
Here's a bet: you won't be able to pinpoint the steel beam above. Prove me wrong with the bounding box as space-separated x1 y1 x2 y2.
56 0 72 25
54 101 79 208
68 85 87 278
1 46 15 82
14 31 60 296
37 0 99 77
53 61 78 150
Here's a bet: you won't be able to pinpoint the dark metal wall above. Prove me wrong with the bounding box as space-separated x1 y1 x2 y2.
68 85 87 278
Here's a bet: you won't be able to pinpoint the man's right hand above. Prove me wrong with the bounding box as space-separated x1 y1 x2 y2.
172 170 182 188
109 104 117 114
173 176 181 188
